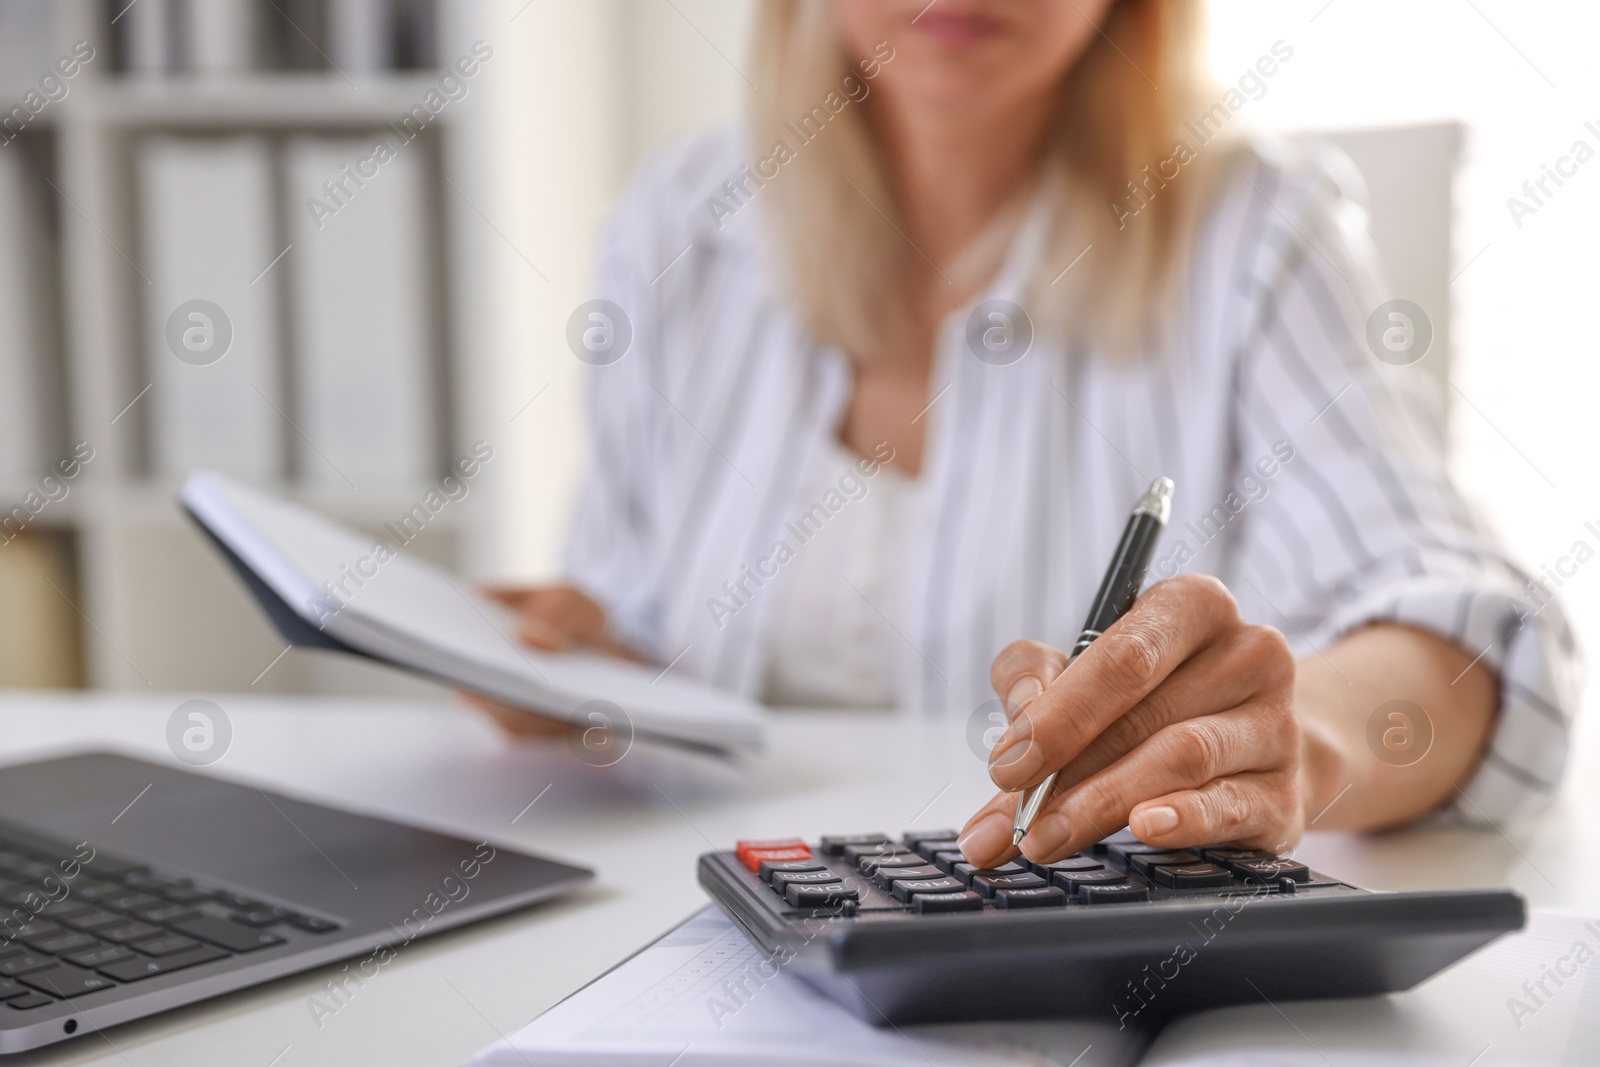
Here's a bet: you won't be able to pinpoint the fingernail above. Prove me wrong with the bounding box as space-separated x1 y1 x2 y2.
1021 811 1071 862
1005 675 1043 714
988 739 1045 789
1135 804 1179 837
958 811 1012 865
988 705 1037 761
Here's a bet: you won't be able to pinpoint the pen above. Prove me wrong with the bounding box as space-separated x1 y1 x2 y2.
1011 476 1174 846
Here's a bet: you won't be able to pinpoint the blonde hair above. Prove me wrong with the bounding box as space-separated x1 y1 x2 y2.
749 0 1214 358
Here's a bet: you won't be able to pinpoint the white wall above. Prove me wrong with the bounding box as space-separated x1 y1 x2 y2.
469 0 754 582
1207 0 1600 666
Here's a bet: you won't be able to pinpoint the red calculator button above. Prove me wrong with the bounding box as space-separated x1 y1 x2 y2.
735 838 808 862
736 845 812 872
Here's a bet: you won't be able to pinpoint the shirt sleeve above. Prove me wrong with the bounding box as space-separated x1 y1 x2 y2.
1218 148 1583 826
558 187 669 660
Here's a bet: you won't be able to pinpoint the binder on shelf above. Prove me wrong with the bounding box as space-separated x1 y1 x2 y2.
327 0 395 74
139 135 284 482
0 532 83 688
0 0 58 94
284 135 436 489
184 0 255 74
118 0 177 76
392 0 437 70
0 150 52 485
258 0 329 71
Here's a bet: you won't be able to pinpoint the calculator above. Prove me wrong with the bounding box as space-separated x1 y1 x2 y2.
697 829 1525 1027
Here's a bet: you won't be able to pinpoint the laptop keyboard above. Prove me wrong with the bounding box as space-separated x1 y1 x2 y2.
731 829 1343 915
0 825 342 1011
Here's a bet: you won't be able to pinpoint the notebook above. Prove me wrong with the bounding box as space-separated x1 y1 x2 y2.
466 905 1599 1067
181 473 765 755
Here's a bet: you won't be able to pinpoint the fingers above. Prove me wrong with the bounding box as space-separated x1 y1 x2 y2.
1018 700 1299 863
1129 772 1303 855
956 791 1022 870
987 575 1243 790
1025 622 1293 794
457 691 576 738
989 640 1071 715
481 584 614 653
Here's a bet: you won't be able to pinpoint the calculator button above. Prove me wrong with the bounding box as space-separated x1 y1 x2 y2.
818 834 890 856
736 838 807 860
971 871 1048 898
953 861 1023 887
771 869 848 891
995 886 1069 909
843 842 910 865
929 850 966 874
758 859 829 883
857 853 928 874
890 877 967 902
872 865 946 889
1231 858 1310 883
285 914 340 934
1050 868 1130 892
1126 851 1201 876
901 831 960 853
1108 841 1171 858
784 883 859 908
738 847 812 872
1031 855 1104 876
912 891 983 914
1152 863 1234 889
1079 883 1150 904
1202 848 1279 864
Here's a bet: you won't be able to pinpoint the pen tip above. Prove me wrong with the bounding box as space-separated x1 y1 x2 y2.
1011 829 1024 847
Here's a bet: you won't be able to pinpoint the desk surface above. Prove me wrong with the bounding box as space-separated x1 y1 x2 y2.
0 690 1593 1066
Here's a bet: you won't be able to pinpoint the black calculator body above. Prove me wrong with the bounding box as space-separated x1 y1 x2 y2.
697 829 1525 1027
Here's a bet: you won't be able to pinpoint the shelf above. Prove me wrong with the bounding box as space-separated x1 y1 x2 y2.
65 72 457 129
64 480 472 530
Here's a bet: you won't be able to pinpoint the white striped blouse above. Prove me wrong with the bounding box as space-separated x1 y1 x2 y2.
563 128 1581 825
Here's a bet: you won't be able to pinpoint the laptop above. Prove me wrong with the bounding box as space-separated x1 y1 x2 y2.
0 751 592 1053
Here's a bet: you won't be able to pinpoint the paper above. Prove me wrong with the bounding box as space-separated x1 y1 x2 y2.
465 906 1149 1067
1141 909 1600 1067
469 906 1600 1067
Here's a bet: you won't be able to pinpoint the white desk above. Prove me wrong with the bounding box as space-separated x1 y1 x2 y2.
0 690 1594 1066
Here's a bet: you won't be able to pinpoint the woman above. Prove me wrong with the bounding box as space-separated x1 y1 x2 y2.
479 0 1579 871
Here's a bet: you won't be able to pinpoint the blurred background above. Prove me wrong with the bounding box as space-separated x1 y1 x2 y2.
0 0 1593 704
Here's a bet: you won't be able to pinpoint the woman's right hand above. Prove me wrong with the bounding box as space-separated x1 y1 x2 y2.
462 584 642 738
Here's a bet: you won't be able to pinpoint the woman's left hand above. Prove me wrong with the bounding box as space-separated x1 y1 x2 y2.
958 573 1304 869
